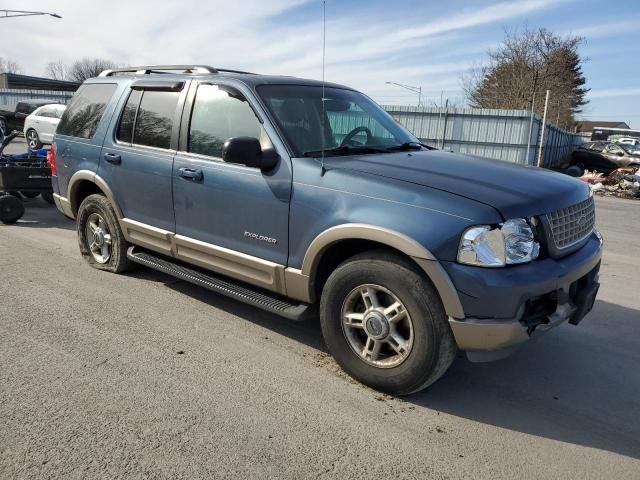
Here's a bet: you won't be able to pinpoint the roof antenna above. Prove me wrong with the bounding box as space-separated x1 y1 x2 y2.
320 0 327 176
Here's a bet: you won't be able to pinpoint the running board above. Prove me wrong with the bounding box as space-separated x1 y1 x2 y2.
127 247 312 321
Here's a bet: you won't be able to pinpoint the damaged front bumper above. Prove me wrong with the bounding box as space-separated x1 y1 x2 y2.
444 231 602 361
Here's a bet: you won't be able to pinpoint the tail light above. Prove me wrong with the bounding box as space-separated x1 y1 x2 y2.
47 143 57 175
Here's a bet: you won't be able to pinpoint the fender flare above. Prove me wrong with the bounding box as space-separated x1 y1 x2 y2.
286 223 465 319
67 170 124 219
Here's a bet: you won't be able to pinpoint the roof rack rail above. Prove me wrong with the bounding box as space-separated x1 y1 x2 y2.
98 65 218 77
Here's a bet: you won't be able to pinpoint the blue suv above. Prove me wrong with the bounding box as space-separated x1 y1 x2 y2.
50 65 602 394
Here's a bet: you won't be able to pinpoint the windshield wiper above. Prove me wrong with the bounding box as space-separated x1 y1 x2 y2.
384 141 435 151
302 145 390 157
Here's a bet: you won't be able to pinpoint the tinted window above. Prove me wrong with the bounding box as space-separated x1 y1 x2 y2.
189 84 264 158
57 84 117 138
117 89 142 143
133 90 179 149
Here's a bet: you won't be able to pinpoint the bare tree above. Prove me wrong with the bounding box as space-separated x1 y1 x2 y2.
0 57 22 74
67 58 117 82
44 60 68 80
463 29 589 128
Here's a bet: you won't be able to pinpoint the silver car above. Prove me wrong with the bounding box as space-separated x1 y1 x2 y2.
23 103 66 149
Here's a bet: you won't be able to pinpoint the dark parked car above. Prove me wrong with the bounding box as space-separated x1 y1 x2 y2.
570 141 640 175
50 65 601 395
0 100 61 135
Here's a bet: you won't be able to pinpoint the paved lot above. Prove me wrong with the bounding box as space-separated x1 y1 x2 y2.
0 193 638 479
2 136 30 155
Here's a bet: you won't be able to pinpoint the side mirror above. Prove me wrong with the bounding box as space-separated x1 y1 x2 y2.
222 137 278 171
617 151 624 157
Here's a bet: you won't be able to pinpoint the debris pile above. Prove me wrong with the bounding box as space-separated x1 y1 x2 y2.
579 166 640 200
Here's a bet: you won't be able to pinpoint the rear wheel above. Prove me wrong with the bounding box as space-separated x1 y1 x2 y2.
0 194 25 224
320 251 457 395
77 194 133 273
26 129 42 150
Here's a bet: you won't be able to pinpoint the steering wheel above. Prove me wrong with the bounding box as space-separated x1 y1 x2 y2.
341 126 373 146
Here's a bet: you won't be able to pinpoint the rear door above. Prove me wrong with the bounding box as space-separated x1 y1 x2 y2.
172 80 292 267
98 80 188 233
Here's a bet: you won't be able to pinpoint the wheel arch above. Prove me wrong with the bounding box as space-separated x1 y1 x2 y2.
68 171 123 219
287 224 465 319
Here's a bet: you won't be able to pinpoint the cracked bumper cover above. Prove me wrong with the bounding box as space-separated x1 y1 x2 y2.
443 231 602 360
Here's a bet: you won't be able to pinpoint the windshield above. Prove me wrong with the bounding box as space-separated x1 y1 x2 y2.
257 85 420 157
620 142 640 154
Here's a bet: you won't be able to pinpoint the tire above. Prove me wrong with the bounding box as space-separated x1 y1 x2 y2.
566 164 584 177
41 191 54 204
0 194 25 224
320 250 457 395
77 194 133 273
26 129 42 150
21 191 40 199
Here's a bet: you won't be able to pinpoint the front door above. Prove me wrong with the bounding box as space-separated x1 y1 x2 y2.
172 81 291 273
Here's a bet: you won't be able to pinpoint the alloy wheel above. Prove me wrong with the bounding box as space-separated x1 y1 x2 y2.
84 212 112 263
27 131 39 150
340 284 414 368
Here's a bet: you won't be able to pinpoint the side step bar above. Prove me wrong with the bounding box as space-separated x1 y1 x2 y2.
127 247 312 321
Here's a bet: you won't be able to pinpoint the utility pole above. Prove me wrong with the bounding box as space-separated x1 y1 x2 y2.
537 90 550 168
525 92 536 164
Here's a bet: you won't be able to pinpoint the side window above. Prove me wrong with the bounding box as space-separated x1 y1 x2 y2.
38 107 53 118
188 84 265 158
133 90 179 149
605 144 623 154
116 89 142 143
57 83 117 139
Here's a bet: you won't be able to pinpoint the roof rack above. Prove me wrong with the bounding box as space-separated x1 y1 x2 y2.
98 65 256 77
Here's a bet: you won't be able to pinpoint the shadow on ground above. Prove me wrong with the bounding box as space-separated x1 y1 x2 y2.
9 197 76 230
129 271 640 461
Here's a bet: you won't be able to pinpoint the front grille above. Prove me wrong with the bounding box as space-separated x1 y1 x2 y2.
545 196 595 250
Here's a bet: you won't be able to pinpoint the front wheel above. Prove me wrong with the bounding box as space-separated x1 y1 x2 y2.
77 194 133 273
26 129 42 150
320 251 457 395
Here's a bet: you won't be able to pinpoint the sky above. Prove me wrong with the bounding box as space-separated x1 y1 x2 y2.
2 0 639 126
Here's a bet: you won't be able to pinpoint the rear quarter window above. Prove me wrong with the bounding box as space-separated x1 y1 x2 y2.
57 83 117 139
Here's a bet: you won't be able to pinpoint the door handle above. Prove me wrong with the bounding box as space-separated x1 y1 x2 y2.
178 167 203 182
103 152 122 165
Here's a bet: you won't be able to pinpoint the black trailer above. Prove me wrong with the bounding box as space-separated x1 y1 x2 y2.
0 132 53 224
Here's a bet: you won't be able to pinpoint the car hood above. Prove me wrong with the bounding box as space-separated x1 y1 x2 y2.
323 150 590 219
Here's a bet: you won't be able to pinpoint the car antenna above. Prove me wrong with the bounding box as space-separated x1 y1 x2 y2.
320 0 327 176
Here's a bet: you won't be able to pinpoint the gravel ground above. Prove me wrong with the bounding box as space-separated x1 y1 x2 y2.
0 193 638 479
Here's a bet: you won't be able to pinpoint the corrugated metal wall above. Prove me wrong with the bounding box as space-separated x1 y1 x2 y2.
382 105 582 168
0 88 581 169
0 88 74 107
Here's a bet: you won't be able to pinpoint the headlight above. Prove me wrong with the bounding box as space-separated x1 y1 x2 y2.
458 218 539 267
